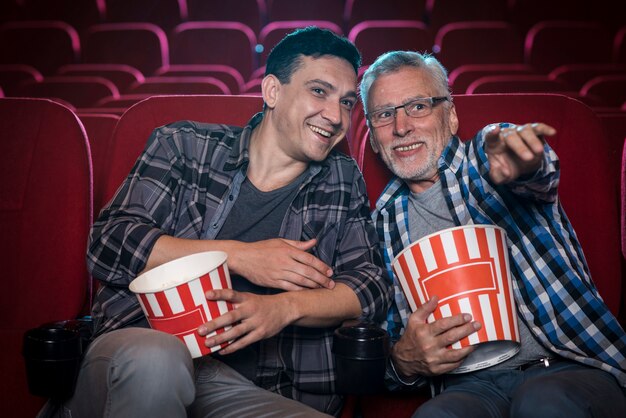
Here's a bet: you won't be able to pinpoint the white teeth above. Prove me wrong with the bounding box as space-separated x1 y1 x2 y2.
309 125 332 138
396 143 421 152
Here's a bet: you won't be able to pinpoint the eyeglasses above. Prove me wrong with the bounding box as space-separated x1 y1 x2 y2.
366 96 450 128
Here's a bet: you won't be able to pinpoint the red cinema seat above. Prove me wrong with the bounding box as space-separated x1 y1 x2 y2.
508 0 591 32
425 0 508 34
348 20 432 66
0 64 43 96
104 0 185 29
448 64 536 95
14 76 120 109
0 98 92 418
580 75 626 108
614 27 626 64
622 139 626 260
357 93 622 318
465 75 571 95
82 23 169 76
524 21 613 74
101 95 264 207
21 0 104 30
267 0 345 29
127 76 231 95
56 63 145 92
258 20 344 67
549 64 626 90
0 21 80 75
170 22 257 80
186 0 265 35
345 0 427 31
77 112 120 218
434 21 524 72
154 64 245 95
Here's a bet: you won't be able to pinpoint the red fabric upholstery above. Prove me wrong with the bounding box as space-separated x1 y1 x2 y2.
348 20 432 66
57 63 145 92
426 0 508 34
127 76 231 95
580 75 626 108
0 98 92 418
622 139 626 260
549 64 626 90
465 74 571 95
14 76 120 108
449 64 536 95
104 0 184 29
170 22 257 80
0 21 80 75
357 93 622 316
82 23 169 76
154 64 246 95
78 112 120 219
344 0 427 31
186 0 265 35
267 0 345 29
524 21 613 73
101 95 264 207
434 21 524 72
614 26 626 64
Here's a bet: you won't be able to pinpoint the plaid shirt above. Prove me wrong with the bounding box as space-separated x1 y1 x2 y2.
87 113 391 412
373 129 626 389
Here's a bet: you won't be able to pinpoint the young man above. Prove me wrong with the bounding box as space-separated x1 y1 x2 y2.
62 28 390 417
361 50 626 417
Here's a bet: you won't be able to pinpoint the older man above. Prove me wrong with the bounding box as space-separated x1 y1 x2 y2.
361 50 626 417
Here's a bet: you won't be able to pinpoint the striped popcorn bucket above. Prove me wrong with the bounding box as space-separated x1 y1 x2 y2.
392 225 520 373
129 251 234 358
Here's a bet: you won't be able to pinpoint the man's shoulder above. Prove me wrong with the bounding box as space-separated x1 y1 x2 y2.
154 120 244 142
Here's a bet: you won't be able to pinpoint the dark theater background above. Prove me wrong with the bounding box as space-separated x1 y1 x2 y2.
1 1 625 417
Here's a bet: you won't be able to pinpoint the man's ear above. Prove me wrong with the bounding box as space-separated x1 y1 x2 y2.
261 75 279 109
448 103 459 136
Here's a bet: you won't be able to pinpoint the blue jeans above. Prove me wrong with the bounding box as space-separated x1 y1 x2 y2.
413 361 626 418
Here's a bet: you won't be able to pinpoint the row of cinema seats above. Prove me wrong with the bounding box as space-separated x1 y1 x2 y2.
1 18 625 108
1 93 624 417
3 0 623 36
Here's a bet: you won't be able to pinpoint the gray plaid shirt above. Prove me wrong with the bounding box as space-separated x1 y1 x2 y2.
87 113 391 412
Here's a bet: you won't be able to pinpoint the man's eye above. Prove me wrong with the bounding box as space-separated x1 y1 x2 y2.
410 103 426 111
312 88 325 95
377 110 392 119
341 100 355 109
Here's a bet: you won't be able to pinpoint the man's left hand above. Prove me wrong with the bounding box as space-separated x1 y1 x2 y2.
485 123 556 184
197 289 295 355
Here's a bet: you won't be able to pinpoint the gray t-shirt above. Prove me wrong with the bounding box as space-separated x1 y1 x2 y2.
407 181 551 370
214 171 306 380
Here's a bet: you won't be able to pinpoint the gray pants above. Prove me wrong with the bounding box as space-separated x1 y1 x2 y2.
40 328 331 418
414 360 626 418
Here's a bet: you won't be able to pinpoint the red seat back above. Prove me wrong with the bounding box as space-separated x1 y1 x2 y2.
0 98 92 417
102 95 264 207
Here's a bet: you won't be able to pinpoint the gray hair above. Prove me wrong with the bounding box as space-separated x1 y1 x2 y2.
359 51 450 113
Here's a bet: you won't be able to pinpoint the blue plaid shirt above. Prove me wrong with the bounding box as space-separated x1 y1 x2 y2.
87 113 390 413
373 129 626 388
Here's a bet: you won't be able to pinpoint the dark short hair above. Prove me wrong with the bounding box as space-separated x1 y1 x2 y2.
265 26 361 84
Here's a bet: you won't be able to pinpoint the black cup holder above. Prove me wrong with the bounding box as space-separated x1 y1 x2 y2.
332 322 389 395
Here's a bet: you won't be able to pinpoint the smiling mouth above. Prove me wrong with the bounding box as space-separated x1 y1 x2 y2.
309 124 333 138
394 143 422 152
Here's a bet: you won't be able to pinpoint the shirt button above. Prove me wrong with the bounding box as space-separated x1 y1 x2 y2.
212 223 218 228
228 195 234 201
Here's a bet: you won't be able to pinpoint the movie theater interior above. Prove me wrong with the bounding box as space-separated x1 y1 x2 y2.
1 1 625 416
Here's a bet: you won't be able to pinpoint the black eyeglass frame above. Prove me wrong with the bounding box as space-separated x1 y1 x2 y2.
366 96 450 128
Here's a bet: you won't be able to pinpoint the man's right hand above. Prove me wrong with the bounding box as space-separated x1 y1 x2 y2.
391 296 481 380
228 238 335 291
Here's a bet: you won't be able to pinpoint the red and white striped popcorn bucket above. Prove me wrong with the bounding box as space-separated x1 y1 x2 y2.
129 251 234 358
392 225 520 373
